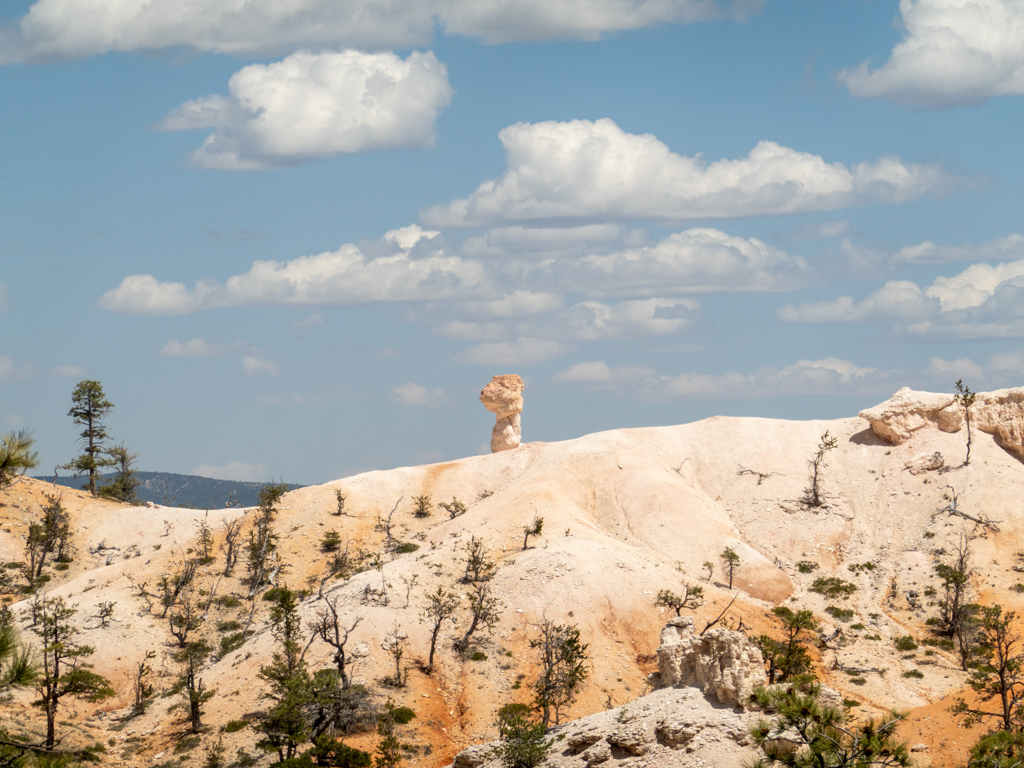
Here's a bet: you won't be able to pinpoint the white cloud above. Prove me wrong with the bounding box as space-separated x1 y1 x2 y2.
780 257 1024 339
891 234 1024 265
159 338 229 357
553 361 656 385
553 356 890 400
422 119 952 227
2 0 756 61
97 234 487 315
158 51 453 170
989 350 1024 374
659 358 885 399
243 356 280 376
389 382 448 407
191 461 267 482
926 356 985 381
53 365 85 378
555 228 805 296
0 355 32 381
839 0 1024 108
453 338 566 366
0 283 8 311
778 280 939 323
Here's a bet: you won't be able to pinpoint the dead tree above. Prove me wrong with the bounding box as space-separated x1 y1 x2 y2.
309 597 362 689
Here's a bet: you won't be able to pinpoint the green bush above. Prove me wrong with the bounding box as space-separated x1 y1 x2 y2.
216 620 242 633
223 720 248 733
825 606 855 622
796 561 818 574
470 651 488 661
391 706 416 725
810 577 857 599
321 530 343 553
220 632 248 655
902 669 924 679
847 562 876 574
395 542 419 554
894 635 918 652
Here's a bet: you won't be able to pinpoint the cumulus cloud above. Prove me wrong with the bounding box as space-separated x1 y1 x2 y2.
158 51 453 169
890 234 1024 265
553 361 656 385
97 228 481 315
191 461 267 482
422 119 952 227
2 0 756 61
159 338 229 357
453 338 566 366
989 350 1024 374
839 0 1024 108
926 356 985 380
781 257 1024 339
243 356 280 376
390 382 448 406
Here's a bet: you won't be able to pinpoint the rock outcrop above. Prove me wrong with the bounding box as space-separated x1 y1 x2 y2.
860 386 1024 461
480 374 524 453
858 387 962 445
447 687 761 768
651 616 767 708
972 387 1024 460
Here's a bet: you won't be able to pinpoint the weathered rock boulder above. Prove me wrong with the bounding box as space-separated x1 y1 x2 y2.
480 374 524 453
858 387 962 445
651 616 767 708
972 387 1024 460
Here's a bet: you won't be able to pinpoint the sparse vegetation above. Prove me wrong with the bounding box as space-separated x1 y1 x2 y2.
439 497 467 519
412 494 432 518
522 516 544 550
530 620 589 727
720 546 740 589
810 577 857 600
61 379 117 496
753 606 819 684
954 379 977 466
654 585 704 615
796 560 818 574
804 429 838 508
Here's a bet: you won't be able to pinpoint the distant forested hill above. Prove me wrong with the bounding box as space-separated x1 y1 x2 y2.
33 472 304 509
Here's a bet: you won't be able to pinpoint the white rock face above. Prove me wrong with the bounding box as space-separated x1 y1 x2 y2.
652 616 767 708
860 385 1024 461
480 374 524 453
972 387 1024 461
858 387 962 445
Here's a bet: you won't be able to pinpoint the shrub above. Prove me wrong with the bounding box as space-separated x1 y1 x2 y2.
810 577 857 600
321 530 342 553
216 620 242 633
412 495 432 518
796 561 818 574
825 606 855 622
1011 583 1024 594
850 677 867 686
894 635 918 652
220 632 248 655
470 651 488 661
223 720 248 733
850 623 865 630
391 707 416 725
395 542 419 554
847 562 876 574
903 669 924 679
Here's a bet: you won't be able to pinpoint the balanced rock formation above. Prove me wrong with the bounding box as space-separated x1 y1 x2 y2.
860 385 1024 461
651 616 767 708
480 374 524 453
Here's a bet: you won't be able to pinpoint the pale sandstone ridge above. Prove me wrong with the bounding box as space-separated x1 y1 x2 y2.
480 374 524 453
651 616 767 708
860 385 1024 460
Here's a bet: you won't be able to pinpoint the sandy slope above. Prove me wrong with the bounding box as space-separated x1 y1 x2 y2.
2 395 1023 767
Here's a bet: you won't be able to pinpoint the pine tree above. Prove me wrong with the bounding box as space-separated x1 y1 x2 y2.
62 380 116 495
98 443 141 503
0 429 39 491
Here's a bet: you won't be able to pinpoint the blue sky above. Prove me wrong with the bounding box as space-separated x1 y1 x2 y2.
3 0 1024 485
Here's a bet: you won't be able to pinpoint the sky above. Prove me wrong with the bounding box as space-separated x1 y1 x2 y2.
3 0 1024 486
